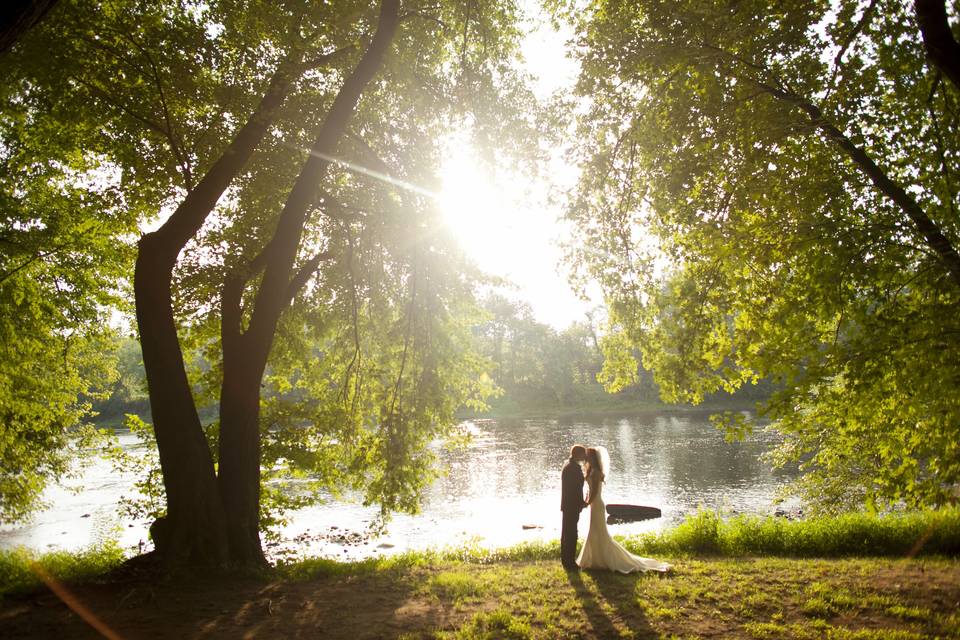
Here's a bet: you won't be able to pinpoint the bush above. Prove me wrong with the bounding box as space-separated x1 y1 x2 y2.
0 542 125 598
624 507 960 558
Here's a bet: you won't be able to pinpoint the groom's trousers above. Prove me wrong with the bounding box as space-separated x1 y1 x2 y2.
560 509 580 568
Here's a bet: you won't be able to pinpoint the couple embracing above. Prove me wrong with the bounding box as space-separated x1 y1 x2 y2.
560 444 672 573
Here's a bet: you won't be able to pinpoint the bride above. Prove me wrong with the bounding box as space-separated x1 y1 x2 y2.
577 446 672 573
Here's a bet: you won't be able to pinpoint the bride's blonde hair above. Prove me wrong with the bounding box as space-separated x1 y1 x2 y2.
585 447 605 482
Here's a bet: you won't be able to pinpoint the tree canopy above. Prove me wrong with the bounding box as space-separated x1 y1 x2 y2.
0 0 537 566
564 0 960 512
6 0 959 564
0 0 142 520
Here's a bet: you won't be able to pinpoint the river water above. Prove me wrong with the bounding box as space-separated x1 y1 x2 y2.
0 411 796 560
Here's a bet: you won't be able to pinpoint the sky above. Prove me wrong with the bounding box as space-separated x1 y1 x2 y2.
436 3 595 330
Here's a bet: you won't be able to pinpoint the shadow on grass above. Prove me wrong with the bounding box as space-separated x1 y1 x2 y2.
0 565 427 640
566 569 658 639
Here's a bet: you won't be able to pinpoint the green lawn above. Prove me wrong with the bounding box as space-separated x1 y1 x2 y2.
2 509 959 639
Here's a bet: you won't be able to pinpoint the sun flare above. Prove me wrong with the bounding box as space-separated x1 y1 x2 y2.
436 137 593 328
437 146 513 265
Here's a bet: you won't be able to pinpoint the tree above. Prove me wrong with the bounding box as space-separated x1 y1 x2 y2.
0 0 140 519
917 0 960 91
563 0 960 512
0 1 58 53
472 294 619 409
4 0 535 568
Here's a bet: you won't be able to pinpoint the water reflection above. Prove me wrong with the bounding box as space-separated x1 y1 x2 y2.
0 411 796 560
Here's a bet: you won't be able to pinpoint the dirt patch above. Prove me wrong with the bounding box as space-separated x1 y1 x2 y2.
0 570 452 639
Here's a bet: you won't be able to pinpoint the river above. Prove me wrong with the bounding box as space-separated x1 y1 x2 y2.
0 410 796 561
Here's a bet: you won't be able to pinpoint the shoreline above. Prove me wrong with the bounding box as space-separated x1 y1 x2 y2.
458 399 763 422
3 509 958 638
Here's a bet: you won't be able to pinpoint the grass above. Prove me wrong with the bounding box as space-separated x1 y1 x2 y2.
3 509 959 639
6 508 958 596
440 609 533 639
326 556 958 638
0 541 125 598
620 506 960 558
277 507 960 585
265 508 960 638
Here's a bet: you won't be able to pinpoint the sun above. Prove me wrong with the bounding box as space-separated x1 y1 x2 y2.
437 144 514 266
435 136 595 329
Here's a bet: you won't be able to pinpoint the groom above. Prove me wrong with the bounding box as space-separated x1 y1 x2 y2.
560 444 588 570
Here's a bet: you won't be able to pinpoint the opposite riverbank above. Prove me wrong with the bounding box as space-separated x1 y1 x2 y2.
459 396 763 421
2 510 959 639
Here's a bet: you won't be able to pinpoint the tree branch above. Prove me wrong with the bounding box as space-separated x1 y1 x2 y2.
826 0 879 99
347 131 395 176
246 0 401 350
108 27 194 188
296 44 357 73
752 77 960 287
401 10 451 32
915 0 960 92
220 270 245 349
284 250 334 306
0 246 59 285
0 0 59 54
700 39 960 287
133 35 193 188
925 73 958 219
142 45 307 265
76 77 170 140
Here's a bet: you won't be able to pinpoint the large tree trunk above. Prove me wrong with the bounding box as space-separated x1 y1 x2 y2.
133 0 399 570
215 0 401 566
135 236 230 567
133 49 308 570
217 336 269 566
916 0 960 92
0 0 58 54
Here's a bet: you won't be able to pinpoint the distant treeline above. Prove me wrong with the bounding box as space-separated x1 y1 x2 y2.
466 295 773 417
92 296 775 426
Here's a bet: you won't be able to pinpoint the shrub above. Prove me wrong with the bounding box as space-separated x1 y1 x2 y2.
0 542 124 598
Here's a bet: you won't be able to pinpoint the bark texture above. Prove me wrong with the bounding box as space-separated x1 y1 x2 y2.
216 0 401 566
916 0 960 92
0 0 58 54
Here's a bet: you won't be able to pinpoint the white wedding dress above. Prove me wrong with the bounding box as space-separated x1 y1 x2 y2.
576 465 671 573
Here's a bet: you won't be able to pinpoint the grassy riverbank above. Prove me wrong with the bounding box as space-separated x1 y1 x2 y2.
3 509 959 638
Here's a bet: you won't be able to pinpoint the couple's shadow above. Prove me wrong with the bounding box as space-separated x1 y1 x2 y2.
566 568 659 638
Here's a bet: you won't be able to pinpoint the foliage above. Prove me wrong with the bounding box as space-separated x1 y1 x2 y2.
469 293 771 416
562 0 960 512
100 413 167 524
472 294 607 408
624 507 960 558
2 0 542 538
90 336 150 424
0 541 124 598
0 0 148 519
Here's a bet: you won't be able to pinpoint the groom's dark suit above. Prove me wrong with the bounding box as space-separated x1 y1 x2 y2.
560 457 586 569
